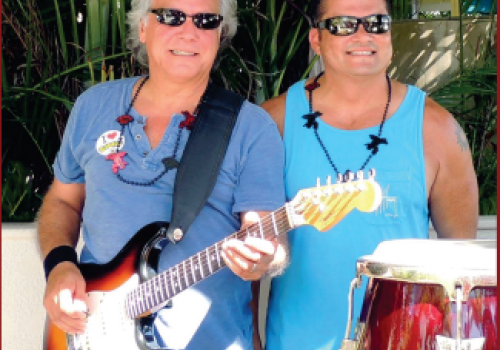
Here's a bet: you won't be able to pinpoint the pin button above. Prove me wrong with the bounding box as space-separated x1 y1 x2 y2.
135 135 142 140
142 151 149 157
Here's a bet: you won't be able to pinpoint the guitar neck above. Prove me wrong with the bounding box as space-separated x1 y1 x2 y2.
125 205 295 319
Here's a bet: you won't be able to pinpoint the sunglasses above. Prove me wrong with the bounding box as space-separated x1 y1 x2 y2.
150 8 223 30
315 14 391 36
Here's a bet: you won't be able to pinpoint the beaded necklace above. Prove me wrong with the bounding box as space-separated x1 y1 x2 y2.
302 72 391 176
107 76 206 186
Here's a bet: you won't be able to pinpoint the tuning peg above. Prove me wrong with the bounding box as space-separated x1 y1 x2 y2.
344 171 354 182
324 176 333 195
316 178 322 194
313 178 322 203
336 173 343 184
369 168 376 179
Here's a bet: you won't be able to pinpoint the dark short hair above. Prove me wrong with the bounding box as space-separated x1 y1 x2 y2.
310 0 392 24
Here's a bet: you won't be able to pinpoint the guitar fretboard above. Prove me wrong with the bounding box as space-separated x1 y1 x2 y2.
125 205 292 319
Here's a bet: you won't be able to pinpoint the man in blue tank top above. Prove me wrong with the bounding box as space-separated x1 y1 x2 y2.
262 0 478 349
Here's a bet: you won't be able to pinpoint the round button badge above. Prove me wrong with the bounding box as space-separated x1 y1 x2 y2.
96 130 125 156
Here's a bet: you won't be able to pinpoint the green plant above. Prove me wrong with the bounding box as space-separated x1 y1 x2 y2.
430 42 497 215
2 0 131 221
213 0 315 104
390 0 415 19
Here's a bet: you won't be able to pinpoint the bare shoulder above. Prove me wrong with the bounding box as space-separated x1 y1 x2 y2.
423 97 469 152
423 96 478 238
260 93 287 136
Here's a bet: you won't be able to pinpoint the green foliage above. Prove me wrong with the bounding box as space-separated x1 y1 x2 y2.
2 0 496 220
430 41 497 215
2 0 132 221
212 0 315 104
390 0 414 19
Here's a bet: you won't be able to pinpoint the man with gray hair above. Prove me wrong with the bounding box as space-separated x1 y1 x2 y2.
38 0 288 349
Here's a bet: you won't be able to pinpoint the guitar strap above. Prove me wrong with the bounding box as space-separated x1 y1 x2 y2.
166 82 244 243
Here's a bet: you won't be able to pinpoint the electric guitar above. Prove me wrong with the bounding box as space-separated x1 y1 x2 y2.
45 170 382 350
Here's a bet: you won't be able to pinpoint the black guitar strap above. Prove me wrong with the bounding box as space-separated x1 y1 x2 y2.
166 83 245 243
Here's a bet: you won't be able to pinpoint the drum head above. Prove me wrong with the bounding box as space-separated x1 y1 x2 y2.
357 239 496 299
365 239 495 270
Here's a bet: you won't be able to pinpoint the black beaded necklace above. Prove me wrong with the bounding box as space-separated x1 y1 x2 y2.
302 72 391 176
107 76 206 186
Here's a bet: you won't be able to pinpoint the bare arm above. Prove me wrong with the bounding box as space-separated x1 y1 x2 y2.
260 93 287 137
423 98 478 238
221 211 289 281
38 179 88 334
38 179 85 256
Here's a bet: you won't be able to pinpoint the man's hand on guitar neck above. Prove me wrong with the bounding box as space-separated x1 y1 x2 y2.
44 262 89 335
221 211 288 281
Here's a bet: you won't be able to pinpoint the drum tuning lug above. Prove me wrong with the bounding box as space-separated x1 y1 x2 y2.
356 170 364 180
436 335 485 350
339 339 360 350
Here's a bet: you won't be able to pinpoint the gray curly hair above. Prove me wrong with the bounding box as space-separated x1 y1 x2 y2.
127 0 237 67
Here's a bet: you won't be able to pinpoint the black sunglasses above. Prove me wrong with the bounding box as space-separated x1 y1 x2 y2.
150 8 223 30
315 14 391 36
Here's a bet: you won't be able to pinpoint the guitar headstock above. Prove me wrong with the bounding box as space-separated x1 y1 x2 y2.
288 169 382 232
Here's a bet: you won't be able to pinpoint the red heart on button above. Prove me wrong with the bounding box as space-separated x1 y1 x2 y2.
107 132 118 139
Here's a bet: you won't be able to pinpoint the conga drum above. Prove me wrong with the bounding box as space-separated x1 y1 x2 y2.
340 239 496 350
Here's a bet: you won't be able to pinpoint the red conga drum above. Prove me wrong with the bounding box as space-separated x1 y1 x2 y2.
340 239 496 350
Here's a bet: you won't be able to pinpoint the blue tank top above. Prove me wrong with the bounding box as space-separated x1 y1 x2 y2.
266 80 430 350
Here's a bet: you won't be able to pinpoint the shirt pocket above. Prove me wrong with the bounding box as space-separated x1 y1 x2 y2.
359 168 411 226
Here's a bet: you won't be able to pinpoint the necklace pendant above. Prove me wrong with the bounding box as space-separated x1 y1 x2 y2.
366 134 388 155
116 115 134 125
163 157 180 171
180 111 196 130
302 111 322 129
305 81 321 91
106 151 128 174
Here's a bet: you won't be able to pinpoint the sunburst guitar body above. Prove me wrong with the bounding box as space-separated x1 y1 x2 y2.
45 170 382 350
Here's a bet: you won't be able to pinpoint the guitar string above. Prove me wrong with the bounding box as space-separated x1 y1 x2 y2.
130 183 367 313
162 189 352 279
129 220 290 315
129 208 291 312
136 210 289 290
130 190 359 314
130 187 364 313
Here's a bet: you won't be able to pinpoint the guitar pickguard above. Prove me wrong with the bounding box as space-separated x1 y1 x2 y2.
67 275 140 350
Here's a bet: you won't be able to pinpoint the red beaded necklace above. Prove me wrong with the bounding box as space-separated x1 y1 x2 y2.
107 76 206 186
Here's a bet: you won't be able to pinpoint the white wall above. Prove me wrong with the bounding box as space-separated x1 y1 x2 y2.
2 219 496 350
